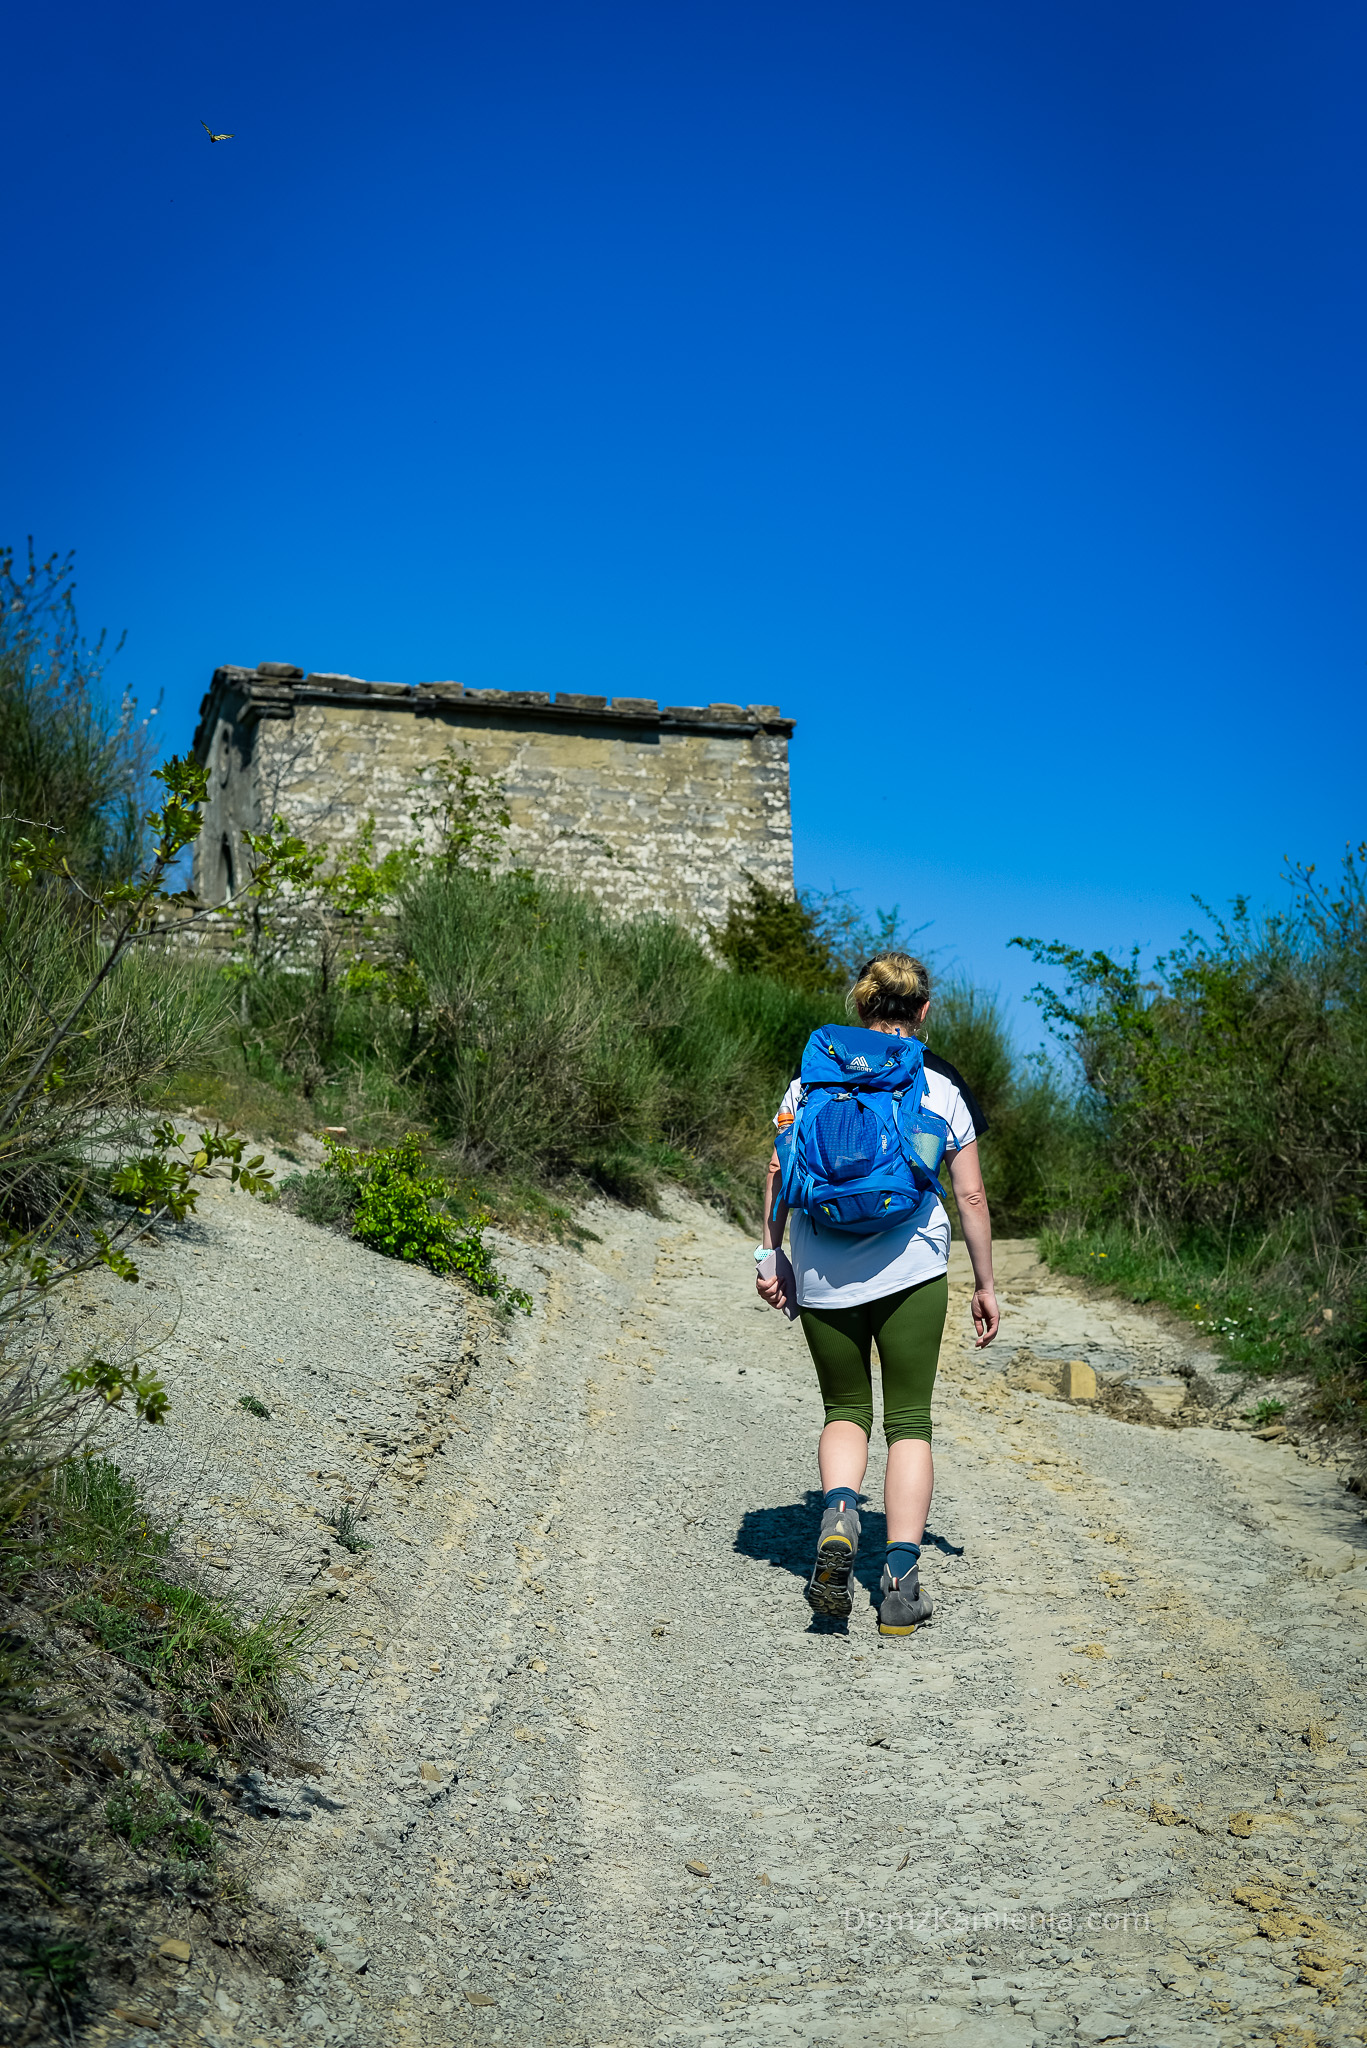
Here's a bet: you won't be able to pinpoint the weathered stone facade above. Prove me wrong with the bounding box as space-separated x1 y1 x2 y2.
190 665 794 933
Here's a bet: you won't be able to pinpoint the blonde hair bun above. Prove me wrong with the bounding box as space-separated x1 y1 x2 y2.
848 951 932 1026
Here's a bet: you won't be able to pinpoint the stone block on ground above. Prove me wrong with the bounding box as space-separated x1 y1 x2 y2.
1063 1358 1098 1400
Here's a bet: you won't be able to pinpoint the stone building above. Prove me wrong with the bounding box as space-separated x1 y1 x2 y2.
191 664 795 933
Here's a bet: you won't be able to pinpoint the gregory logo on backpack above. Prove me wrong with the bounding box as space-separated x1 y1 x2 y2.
775 1026 950 1234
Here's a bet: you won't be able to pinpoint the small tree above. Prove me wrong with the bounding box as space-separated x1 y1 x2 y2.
409 742 511 874
710 876 843 995
712 876 932 995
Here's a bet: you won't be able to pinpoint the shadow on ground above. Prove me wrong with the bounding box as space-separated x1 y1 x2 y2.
734 1497 965 1635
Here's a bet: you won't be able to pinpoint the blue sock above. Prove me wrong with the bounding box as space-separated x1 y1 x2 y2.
886 1540 921 1583
822 1485 860 1515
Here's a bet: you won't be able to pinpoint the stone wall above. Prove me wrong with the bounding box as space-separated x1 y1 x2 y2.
191 665 795 933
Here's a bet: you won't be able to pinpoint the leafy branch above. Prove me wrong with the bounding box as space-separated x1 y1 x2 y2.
2 756 278 1427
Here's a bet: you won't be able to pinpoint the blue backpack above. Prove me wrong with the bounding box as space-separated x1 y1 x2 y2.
775 1025 950 1233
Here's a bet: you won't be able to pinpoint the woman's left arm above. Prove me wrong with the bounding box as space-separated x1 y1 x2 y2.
947 1140 1000 1346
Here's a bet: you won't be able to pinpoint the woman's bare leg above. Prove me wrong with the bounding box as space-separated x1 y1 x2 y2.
884 1439 933 1545
817 1420 869 1500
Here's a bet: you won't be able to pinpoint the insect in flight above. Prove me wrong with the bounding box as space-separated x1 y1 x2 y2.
201 121 235 142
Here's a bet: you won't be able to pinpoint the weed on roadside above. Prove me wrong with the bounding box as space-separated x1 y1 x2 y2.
106 1781 216 1861
26 1458 312 1743
279 1163 356 1232
0 1453 310 2031
154 1728 216 1773
18 1934 92 2031
328 1503 372 1555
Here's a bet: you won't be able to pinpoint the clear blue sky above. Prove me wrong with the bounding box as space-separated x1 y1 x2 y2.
5 1 1364 1037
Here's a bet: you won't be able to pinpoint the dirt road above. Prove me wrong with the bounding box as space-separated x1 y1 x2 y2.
103 1180 1367 2047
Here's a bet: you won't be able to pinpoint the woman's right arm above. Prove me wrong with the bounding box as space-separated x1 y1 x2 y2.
756 1148 796 1313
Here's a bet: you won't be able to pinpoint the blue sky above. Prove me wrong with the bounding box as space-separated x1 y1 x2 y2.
5 0 1364 1040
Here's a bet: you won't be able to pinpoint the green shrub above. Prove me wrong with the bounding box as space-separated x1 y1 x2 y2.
0 542 155 886
0 880 225 1230
316 1133 532 1310
1014 856 1367 1232
0 547 225 1227
710 874 843 994
1018 848 1367 1408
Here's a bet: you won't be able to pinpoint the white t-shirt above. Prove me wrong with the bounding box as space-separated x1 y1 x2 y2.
774 1060 979 1310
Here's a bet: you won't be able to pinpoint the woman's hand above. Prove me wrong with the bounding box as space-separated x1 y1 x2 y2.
971 1285 1000 1347
756 1248 797 1317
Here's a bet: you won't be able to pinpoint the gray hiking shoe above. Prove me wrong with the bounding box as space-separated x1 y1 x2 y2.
877 1562 933 1635
805 1501 861 1618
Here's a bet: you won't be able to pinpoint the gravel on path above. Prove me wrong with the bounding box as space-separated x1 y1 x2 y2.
81 1178 1367 2047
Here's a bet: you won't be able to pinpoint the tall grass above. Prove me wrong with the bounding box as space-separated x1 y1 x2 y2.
400 864 830 1209
25 1459 307 1741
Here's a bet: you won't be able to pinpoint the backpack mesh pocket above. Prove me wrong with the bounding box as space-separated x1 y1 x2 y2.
808 1097 878 1182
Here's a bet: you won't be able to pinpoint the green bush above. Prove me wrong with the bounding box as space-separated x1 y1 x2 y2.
1019 847 1367 1410
250 861 1059 1232
1016 857 1367 1230
710 874 843 993
312 1132 532 1311
0 866 225 1230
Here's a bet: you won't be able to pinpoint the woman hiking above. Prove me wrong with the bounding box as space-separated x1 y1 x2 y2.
755 952 999 1633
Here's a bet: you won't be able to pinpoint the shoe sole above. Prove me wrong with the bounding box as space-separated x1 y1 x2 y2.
805 1534 856 1618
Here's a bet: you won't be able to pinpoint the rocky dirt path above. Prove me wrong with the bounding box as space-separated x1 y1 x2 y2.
96 1182 1367 2048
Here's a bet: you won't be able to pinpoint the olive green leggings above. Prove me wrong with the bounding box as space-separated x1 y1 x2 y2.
799 1273 948 1446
